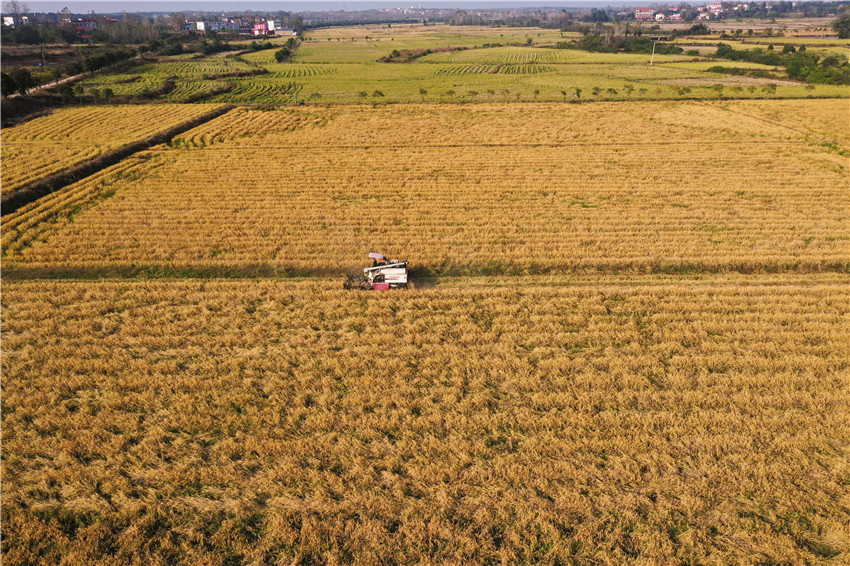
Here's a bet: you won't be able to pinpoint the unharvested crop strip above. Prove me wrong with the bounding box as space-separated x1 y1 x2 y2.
1 105 234 216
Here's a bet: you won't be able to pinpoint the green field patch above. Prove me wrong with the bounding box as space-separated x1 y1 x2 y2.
661 60 784 72
267 65 338 78
240 47 280 64
435 65 494 76
498 64 554 74
422 46 693 65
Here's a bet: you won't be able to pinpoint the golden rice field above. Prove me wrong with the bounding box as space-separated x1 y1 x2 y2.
2 277 849 565
2 95 849 565
0 104 221 195
2 100 847 275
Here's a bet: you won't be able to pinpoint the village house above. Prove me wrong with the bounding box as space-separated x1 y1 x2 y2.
252 21 273 35
2 14 28 26
196 20 229 32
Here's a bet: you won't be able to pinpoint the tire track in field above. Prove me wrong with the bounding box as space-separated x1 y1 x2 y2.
3 260 848 282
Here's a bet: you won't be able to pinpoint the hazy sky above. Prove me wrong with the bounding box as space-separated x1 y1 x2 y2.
25 1 647 13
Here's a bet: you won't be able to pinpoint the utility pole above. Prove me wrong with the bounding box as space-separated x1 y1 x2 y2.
649 35 668 66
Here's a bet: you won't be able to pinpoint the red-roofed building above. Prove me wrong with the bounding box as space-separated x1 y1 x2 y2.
252 22 273 36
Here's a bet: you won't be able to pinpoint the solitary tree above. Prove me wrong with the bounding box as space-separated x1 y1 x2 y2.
56 82 74 102
168 12 187 31
419 87 427 101
102 87 114 103
834 13 850 39
573 87 582 99
1 72 17 97
10 68 35 95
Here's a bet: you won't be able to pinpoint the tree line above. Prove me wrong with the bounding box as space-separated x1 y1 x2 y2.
715 42 849 84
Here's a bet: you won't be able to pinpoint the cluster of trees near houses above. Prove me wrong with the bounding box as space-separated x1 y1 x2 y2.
554 24 709 55
448 1 849 27
0 46 135 96
715 42 850 84
1 9 304 46
557 34 684 55
0 31 241 97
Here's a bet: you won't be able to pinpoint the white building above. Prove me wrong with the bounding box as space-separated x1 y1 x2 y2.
196 20 228 32
3 14 28 27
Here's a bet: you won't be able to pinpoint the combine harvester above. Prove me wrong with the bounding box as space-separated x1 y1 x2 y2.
344 252 409 290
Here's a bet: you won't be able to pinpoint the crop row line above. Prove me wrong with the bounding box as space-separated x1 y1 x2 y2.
1 106 234 216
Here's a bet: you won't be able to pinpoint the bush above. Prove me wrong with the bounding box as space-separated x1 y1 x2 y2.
715 42 849 84
556 34 683 55
9 68 35 95
84 48 136 73
1 72 17 97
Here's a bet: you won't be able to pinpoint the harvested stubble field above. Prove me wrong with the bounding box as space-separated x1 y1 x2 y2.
2 100 847 275
2 277 849 565
0 104 222 195
2 94 849 565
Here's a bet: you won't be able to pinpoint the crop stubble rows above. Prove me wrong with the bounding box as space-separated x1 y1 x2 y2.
2 97 849 565
1 279 848 564
2 100 847 274
0 104 222 195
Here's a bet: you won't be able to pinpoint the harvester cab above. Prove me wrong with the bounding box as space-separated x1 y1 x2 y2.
344 253 409 290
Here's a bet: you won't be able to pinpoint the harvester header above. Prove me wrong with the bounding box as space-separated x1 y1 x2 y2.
344 253 409 291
